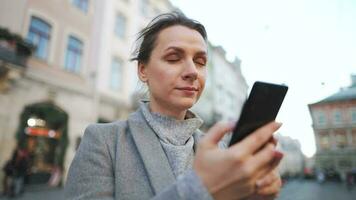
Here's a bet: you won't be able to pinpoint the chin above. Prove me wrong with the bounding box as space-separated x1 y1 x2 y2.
174 97 196 110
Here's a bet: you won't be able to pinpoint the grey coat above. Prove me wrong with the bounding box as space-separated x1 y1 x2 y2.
65 108 212 200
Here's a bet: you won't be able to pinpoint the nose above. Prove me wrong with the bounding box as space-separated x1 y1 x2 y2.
182 59 198 81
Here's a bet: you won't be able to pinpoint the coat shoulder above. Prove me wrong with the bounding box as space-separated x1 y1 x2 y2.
85 120 128 138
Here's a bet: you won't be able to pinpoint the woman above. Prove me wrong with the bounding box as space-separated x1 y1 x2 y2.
65 12 283 200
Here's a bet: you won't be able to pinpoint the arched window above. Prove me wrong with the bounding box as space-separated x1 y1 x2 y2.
27 16 51 60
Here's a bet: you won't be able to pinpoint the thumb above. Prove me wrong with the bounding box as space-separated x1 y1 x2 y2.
203 121 235 146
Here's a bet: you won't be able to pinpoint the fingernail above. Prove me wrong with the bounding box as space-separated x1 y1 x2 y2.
273 150 284 159
275 122 283 128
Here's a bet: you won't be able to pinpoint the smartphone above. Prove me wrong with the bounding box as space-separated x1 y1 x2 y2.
228 81 288 146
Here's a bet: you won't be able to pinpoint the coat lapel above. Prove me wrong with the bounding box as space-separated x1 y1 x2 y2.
128 110 175 194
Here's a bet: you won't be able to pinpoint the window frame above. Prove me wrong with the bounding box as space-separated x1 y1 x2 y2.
27 16 52 60
109 57 123 91
114 12 127 39
64 35 84 73
72 0 89 13
351 108 356 123
315 111 326 126
333 110 342 124
319 133 330 150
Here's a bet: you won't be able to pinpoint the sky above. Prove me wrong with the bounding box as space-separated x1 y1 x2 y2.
170 0 356 157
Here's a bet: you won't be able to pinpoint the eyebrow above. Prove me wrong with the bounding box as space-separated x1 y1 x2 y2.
164 46 207 56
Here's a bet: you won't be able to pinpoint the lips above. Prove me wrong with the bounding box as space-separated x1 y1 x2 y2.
176 87 199 91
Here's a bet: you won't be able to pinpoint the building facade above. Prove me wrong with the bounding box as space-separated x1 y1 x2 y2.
0 0 174 187
192 44 248 130
90 0 174 123
275 134 305 177
308 75 356 181
0 0 99 186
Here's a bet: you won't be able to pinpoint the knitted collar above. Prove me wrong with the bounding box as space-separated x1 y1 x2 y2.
140 101 203 146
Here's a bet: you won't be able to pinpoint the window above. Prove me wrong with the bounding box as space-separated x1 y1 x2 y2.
72 0 89 13
64 36 83 73
27 16 51 60
352 129 356 146
114 13 126 39
110 58 123 90
333 110 342 124
338 160 351 169
335 131 347 148
351 109 356 123
140 0 149 16
320 134 330 149
316 111 326 125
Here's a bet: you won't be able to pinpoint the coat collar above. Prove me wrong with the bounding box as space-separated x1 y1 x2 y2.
127 109 175 194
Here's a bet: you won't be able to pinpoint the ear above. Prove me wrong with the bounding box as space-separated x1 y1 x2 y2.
137 62 148 82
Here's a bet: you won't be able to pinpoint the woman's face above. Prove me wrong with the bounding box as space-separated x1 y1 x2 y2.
138 25 207 112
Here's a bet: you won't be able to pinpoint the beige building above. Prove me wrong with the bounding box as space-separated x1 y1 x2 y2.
0 0 98 186
0 0 174 188
90 0 174 122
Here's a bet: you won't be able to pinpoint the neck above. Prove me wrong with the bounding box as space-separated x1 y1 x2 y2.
149 98 187 120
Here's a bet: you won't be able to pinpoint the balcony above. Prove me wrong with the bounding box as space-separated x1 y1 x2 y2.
0 43 30 68
0 27 34 91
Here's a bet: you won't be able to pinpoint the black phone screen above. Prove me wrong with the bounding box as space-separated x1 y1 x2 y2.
228 81 288 146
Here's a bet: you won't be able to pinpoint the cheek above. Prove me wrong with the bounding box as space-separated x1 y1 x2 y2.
199 69 207 89
148 63 177 91
197 69 207 98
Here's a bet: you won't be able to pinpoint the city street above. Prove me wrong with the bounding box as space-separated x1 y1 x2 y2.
0 185 63 200
277 179 356 200
1 179 355 200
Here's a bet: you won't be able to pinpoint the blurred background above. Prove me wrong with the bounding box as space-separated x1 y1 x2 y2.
0 0 355 199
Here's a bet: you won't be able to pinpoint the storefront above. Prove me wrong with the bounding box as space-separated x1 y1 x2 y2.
16 101 68 186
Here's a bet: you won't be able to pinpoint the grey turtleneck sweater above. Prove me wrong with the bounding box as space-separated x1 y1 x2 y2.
140 102 213 199
141 101 203 178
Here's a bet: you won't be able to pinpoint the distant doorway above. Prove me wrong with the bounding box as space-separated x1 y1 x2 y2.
16 101 68 186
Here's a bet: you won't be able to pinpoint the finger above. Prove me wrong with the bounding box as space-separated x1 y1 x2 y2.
202 121 235 146
256 170 279 188
230 122 282 156
269 136 278 146
253 150 283 182
242 143 275 178
271 151 283 166
256 175 282 196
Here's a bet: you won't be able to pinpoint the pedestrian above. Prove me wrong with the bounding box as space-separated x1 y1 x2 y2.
65 12 284 200
48 166 62 187
346 171 354 190
316 170 325 184
12 147 29 196
2 152 15 197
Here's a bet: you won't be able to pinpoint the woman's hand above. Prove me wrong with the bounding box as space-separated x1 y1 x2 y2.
193 121 282 200
246 169 282 200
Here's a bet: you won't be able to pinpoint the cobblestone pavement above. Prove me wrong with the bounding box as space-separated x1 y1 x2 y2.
0 185 64 200
277 179 356 200
1 179 355 200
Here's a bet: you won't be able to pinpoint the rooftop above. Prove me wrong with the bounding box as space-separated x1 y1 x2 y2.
312 75 356 104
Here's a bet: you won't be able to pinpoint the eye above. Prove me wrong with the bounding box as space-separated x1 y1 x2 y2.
165 54 181 62
194 57 207 66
